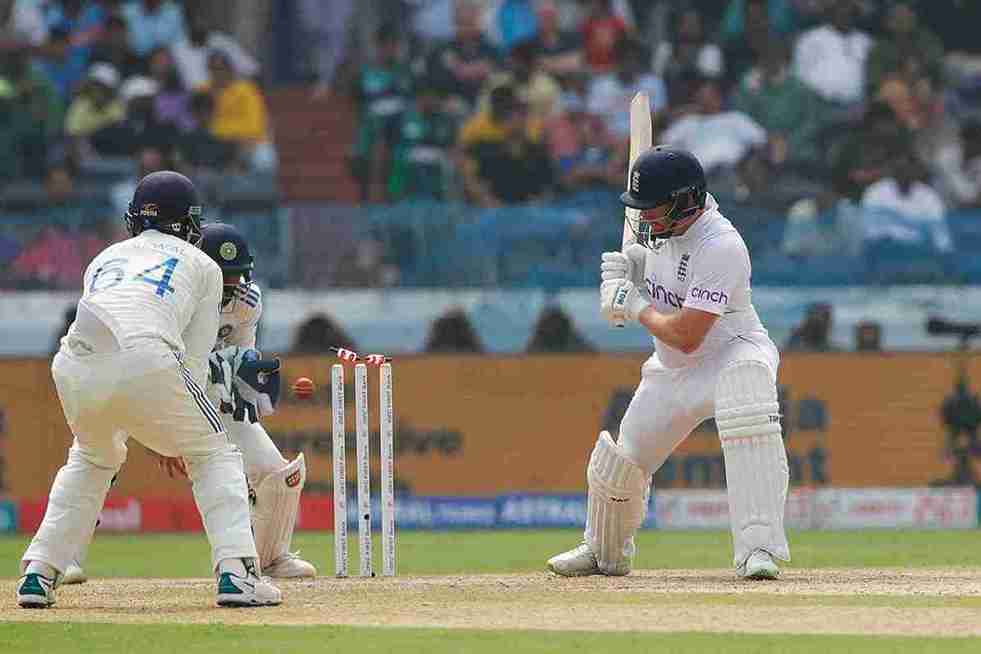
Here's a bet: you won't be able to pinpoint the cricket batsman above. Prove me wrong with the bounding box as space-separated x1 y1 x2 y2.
18 171 281 607
63 222 316 584
547 147 790 579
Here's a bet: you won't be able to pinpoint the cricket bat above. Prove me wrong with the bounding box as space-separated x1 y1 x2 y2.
613 92 653 328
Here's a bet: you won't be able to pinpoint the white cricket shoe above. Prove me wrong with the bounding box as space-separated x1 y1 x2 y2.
263 552 317 579
739 549 780 580
216 560 283 607
17 573 57 608
546 542 631 577
62 560 87 585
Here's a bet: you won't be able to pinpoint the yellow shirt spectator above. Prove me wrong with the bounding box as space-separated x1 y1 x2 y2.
210 79 268 144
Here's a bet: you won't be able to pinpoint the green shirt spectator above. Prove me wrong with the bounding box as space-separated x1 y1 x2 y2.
732 39 822 169
866 3 944 95
0 52 64 179
389 85 456 200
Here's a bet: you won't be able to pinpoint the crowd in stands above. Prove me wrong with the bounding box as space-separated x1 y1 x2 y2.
344 0 981 260
0 0 274 288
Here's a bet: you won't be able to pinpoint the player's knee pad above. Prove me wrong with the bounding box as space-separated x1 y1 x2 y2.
585 431 650 574
252 454 305 568
715 360 790 567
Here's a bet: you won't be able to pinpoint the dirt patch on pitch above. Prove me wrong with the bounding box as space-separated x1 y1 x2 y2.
3 569 981 636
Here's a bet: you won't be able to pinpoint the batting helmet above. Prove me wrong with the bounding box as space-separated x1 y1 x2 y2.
124 171 203 243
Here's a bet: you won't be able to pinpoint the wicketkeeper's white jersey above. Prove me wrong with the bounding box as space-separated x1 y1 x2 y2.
69 229 222 383
214 282 262 351
641 193 772 368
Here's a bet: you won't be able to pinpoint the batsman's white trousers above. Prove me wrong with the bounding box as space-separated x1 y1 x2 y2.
618 337 780 473
23 340 257 573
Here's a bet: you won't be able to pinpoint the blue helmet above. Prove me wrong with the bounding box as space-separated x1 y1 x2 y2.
620 147 706 243
199 222 254 304
125 170 203 243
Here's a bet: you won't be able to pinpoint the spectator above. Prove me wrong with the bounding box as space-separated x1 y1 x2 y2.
653 7 724 102
481 38 560 127
935 119 981 209
866 2 942 96
580 0 629 74
36 0 106 100
861 152 952 253
720 0 798 43
299 0 355 98
868 3 943 133
207 50 275 172
291 313 357 354
732 38 822 170
829 102 911 200
784 302 836 352
350 27 413 203
490 0 539 54
661 77 766 173
121 0 186 59
65 62 123 137
0 49 64 180
429 1 498 113
536 0 583 76
424 308 483 353
586 38 667 143
149 47 193 132
177 90 234 173
89 11 145 80
793 0 872 106
170 11 259 91
720 0 771 84
0 0 47 48
459 85 554 206
526 305 593 353
544 92 620 192
389 80 456 200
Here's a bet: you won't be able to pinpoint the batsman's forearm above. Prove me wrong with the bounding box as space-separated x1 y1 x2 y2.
637 307 701 354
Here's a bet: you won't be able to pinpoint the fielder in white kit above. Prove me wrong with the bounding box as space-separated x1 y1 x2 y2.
547 147 790 579
17 171 281 608
61 222 316 584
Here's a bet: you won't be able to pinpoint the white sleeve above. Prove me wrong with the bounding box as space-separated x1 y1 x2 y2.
182 262 223 384
736 113 767 147
226 284 261 349
792 31 821 91
684 234 748 316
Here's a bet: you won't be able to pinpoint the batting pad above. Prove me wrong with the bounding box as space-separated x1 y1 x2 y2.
585 431 650 574
252 453 305 569
716 360 790 568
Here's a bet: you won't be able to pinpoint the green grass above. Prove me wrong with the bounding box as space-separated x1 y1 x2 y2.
0 624 978 654
3 529 981 578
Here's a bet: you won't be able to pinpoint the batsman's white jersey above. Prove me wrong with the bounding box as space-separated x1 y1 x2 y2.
619 193 779 470
640 193 772 370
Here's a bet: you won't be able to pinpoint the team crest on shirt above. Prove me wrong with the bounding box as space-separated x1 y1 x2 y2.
651 239 666 253
677 253 690 281
218 324 233 339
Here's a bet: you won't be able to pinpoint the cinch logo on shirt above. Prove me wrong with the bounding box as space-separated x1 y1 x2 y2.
689 286 729 305
646 276 685 309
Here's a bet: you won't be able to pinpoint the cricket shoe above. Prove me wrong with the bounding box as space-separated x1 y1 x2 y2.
263 552 316 579
546 542 631 577
62 560 87 585
738 549 780 580
17 573 57 608
216 561 283 607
